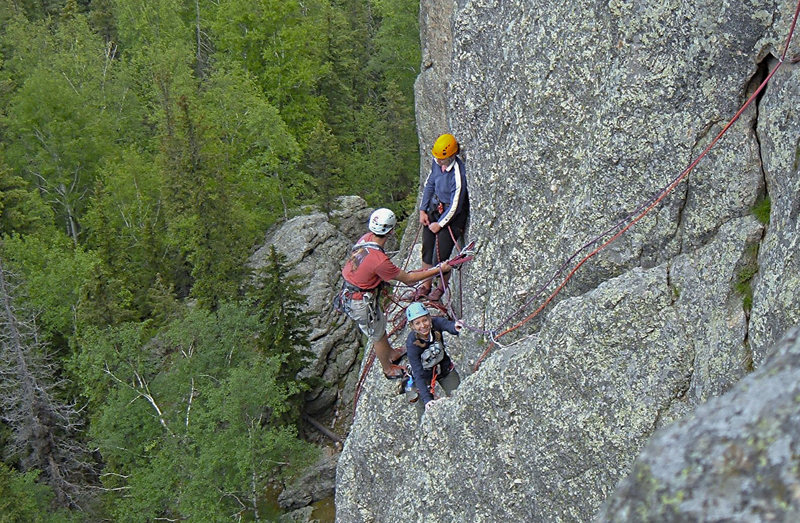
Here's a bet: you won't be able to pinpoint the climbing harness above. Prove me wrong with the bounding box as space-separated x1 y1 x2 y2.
335 240 391 339
419 332 446 370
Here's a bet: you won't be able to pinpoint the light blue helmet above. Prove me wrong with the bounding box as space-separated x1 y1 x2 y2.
406 302 429 322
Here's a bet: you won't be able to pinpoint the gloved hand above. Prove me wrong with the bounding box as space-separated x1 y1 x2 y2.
454 320 464 332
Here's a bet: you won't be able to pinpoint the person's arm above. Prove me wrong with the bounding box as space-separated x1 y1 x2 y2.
419 160 436 213
419 209 431 227
393 262 451 285
432 316 459 336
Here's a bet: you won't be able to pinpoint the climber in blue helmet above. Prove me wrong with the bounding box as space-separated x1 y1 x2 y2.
403 302 463 419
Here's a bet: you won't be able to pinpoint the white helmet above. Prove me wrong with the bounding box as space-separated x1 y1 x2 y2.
369 208 396 235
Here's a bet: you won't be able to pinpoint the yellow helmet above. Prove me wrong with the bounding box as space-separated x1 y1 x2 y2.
432 134 458 159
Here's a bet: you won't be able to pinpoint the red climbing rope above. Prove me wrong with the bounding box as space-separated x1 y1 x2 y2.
473 0 800 371
447 225 466 318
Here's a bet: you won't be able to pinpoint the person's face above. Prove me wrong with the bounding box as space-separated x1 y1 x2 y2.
411 314 432 337
436 154 454 167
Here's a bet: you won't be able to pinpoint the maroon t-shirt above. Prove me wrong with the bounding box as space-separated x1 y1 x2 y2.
342 234 401 290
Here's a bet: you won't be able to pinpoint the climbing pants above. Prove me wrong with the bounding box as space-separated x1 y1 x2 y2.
344 293 387 342
421 210 467 265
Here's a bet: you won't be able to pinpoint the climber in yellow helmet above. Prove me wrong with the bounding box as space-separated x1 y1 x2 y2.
416 134 470 301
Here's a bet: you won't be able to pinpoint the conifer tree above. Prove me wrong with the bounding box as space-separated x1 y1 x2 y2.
245 246 314 393
0 161 53 236
0 256 95 509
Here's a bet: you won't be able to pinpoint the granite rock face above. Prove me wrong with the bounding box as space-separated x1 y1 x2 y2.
596 326 800 521
415 0 458 174
750 55 800 363
337 217 770 521
337 0 800 520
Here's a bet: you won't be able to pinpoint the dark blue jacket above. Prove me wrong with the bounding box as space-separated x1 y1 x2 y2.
420 157 469 228
405 317 459 405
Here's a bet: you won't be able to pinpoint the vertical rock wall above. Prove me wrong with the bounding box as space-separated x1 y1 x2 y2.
337 0 800 521
750 57 800 360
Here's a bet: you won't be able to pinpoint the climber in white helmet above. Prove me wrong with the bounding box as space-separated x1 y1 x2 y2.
338 208 452 379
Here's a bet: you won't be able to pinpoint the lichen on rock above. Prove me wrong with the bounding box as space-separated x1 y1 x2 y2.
336 0 800 520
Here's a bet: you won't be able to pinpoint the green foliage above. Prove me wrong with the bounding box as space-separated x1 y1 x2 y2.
0 0 420 516
370 0 422 93
0 464 57 523
752 195 771 225
1 12 140 243
734 243 760 314
244 247 314 395
166 64 308 306
0 0 64 22
0 460 76 522
74 300 317 520
1 232 98 344
0 160 53 236
80 149 172 325
305 120 345 213
0 0 420 313
206 0 329 137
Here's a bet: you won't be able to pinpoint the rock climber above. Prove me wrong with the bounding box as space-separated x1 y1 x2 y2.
417 133 470 301
339 208 452 379
403 302 462 418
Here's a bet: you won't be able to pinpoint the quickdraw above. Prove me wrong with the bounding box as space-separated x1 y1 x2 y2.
448 240 477 268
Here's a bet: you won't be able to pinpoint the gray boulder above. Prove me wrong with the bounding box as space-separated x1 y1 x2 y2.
597 325 800 521
248 196 371 424
279 452 338 510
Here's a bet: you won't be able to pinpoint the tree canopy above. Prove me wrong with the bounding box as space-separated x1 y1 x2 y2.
0 0 420 518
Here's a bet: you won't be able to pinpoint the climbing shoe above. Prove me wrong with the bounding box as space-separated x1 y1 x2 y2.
427 286 445 302
390 346 407 365
412 286 431 300
383 364 406 380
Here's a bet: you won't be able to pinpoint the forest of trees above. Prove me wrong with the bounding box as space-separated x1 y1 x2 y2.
0 0 420 519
